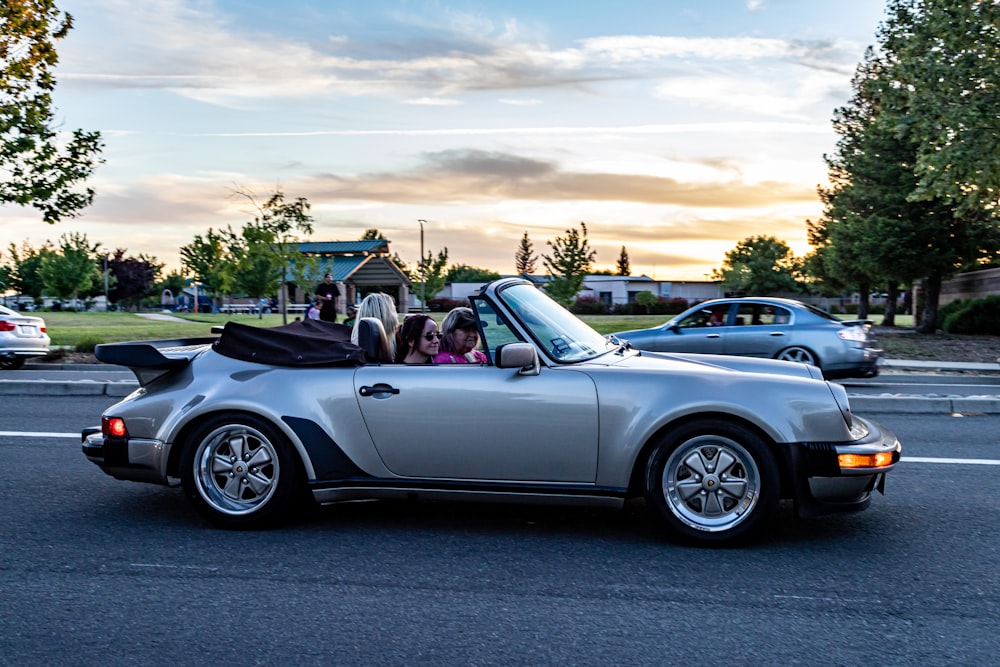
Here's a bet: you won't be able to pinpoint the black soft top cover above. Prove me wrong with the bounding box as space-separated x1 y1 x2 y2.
212 318 366 367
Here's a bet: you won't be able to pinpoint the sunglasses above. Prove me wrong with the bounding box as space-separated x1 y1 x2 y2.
423 332 443 341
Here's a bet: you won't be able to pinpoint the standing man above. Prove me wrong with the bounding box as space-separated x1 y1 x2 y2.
314 273 340 322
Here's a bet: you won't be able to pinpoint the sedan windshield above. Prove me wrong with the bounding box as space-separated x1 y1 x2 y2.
498 284 613 362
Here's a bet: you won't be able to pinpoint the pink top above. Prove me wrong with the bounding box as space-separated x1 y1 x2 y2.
433 350 488 364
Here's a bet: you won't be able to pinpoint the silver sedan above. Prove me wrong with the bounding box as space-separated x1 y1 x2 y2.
613 297 881 379
82 280 899 545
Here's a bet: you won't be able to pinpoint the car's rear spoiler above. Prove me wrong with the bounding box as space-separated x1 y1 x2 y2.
840 319 874 327
94 337 218 386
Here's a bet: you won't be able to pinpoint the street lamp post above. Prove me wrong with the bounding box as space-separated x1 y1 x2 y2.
418 219 426 313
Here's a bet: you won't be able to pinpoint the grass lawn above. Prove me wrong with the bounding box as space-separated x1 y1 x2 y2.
41 309 913 349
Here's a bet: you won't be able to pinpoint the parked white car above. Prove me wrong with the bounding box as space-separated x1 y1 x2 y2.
0 304 51 370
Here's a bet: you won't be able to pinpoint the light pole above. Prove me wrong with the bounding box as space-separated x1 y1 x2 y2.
418 219 426 313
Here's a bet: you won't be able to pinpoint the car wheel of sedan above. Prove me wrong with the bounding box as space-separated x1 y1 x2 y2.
776 346 817 366
180 414 303 529
0 357 26 370
644 420 779 544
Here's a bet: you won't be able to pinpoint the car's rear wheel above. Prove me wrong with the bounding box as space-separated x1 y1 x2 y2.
776 346 817 366
180 413 303 529
0 357 26 370
644 420 779 544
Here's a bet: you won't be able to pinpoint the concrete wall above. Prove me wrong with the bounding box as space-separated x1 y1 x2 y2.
939 267 1000 305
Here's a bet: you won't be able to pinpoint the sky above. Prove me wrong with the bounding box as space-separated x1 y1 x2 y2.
1 0 890 281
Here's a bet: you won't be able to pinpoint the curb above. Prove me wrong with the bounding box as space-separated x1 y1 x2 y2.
0 380 137 397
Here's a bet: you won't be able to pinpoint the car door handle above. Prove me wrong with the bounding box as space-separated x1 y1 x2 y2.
359 385 400 397
706 333 720 339
769 332 785 336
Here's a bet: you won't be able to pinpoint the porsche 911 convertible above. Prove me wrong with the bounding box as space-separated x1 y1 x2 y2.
82 278 900 544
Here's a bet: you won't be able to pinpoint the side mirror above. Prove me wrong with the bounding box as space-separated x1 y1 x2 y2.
495 342 540 376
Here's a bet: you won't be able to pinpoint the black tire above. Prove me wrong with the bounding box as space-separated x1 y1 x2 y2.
644 419 779 544
180 413 303 529
0 357 26 370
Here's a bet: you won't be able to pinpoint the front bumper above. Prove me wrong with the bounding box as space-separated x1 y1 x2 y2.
783 416 901 518
81 427 172 484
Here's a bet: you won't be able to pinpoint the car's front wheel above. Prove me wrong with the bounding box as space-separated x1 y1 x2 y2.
180 413 303 529
644 420 779 544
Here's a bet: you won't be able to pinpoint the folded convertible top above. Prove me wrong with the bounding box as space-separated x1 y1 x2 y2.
212 318 367 367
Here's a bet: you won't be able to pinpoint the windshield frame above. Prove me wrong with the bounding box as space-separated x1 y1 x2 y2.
494 283 615 363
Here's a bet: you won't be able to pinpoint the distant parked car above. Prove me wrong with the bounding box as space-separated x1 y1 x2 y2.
0 304 51 370
612 297 881 379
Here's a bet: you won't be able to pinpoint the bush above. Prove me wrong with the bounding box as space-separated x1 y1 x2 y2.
570 296 609 315
941 296 1000 335
611 297 689 316
74 337 105 353
936 299 968 330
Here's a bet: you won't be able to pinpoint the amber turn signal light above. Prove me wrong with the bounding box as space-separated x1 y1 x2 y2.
838 452 894 469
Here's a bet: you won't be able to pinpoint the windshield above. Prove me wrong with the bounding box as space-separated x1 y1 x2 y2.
497 283 614 362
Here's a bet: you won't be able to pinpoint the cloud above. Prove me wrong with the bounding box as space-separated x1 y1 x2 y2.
61 1 859 108
299 148 815 207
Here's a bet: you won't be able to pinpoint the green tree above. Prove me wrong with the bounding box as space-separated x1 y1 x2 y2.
361 228 386 240
880 0 1000 215
416 247 449 308
154 270 187 307
180 228 231 311
715 235 800 296
635 290 658 314
616 246 631 276
38 232 101 306
514 231 537 274
542 222 596 306
3 240 51 299
446 264 500 283
231 189 317 322
1 0 103 223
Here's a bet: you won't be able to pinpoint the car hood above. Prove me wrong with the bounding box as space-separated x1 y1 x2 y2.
600 349 825 381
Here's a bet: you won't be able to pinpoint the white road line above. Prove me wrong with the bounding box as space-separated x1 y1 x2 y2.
903 456 1000 465
3 432 1000 466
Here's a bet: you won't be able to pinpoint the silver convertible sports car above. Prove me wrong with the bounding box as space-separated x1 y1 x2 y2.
82 279 900 544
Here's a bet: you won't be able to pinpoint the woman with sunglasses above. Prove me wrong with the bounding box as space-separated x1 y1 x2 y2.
394 314 441 364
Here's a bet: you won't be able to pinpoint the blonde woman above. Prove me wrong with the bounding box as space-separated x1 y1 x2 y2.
350 293 400 361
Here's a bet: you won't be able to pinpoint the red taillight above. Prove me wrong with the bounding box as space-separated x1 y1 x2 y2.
40 326 46 333
0 321 15 332
103 417 127 438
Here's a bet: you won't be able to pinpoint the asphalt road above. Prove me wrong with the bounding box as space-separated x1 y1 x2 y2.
2 397 999 665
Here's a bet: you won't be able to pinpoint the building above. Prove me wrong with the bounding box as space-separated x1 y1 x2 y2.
291 240 412 313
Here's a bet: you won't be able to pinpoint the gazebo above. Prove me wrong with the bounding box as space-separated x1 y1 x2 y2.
286 240 412 314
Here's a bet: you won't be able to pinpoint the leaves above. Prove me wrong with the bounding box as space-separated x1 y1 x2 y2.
541 223 596 306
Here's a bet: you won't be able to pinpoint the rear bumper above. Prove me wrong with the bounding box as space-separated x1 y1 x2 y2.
783 416 901 517
81 428 171 484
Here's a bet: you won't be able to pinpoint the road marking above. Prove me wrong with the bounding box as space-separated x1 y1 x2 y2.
903 456 1000 466
0 430 81 439
3 432 1000 467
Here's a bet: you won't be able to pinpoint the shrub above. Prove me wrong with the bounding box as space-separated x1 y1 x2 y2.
74 337 105 353
570 296 609 315
936 299 968 330
941 296 1000 335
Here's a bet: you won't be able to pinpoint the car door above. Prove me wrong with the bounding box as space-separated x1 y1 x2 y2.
650 304 731 353
352 363 599 483
723 303 792 357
